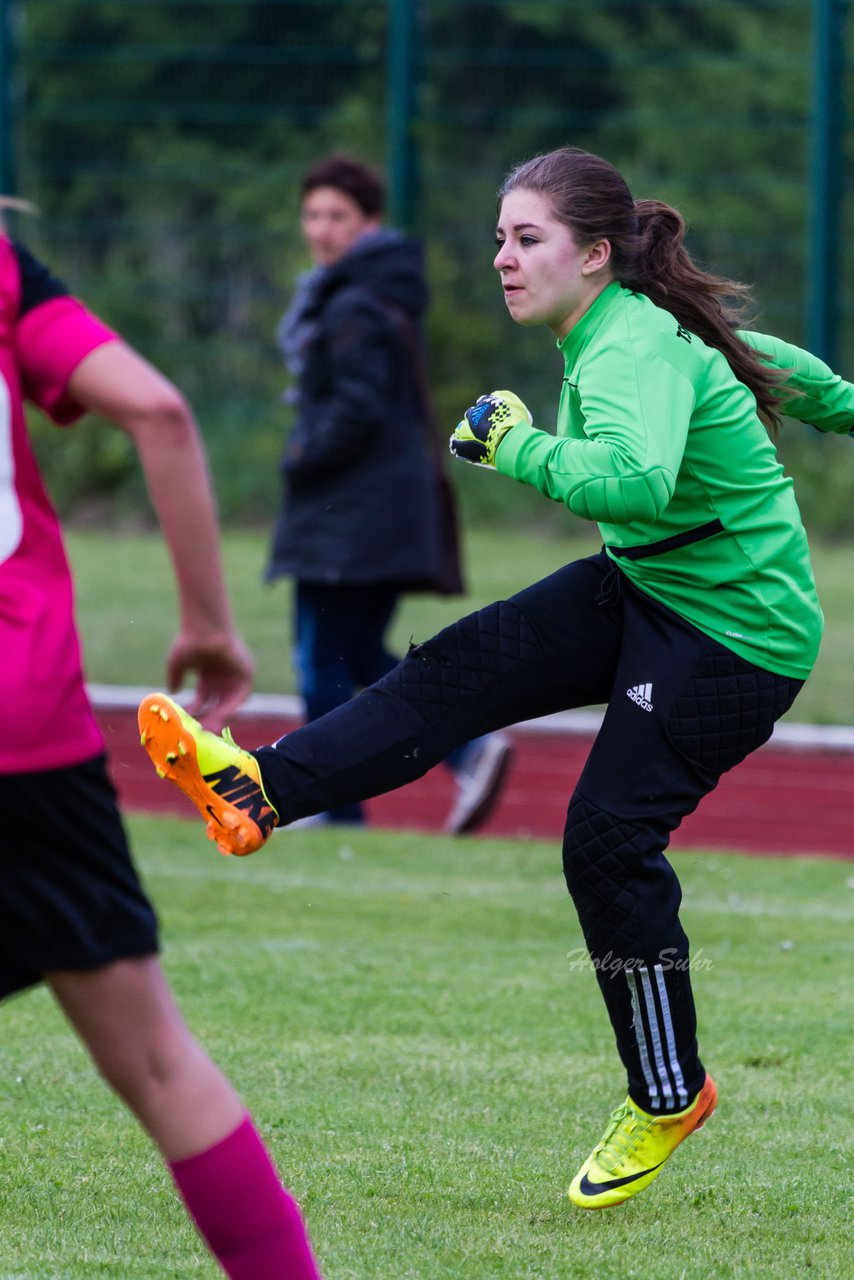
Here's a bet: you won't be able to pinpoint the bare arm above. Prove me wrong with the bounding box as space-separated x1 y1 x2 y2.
67 340 253 729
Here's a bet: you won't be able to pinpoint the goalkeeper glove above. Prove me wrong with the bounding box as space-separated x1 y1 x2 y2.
449 390 532 468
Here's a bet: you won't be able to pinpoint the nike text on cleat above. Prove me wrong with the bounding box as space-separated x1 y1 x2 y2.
137 693 278 857
567 1074 717 1209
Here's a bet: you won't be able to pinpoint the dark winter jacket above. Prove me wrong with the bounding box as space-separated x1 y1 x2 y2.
266 230 451 588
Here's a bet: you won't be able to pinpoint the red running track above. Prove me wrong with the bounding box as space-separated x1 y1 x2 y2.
95 690 853 859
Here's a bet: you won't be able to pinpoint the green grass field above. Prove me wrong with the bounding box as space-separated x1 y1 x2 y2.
1 818 851 1279
68 524 854 726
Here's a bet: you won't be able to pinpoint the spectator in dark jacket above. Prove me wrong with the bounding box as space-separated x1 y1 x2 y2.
267 153 511 832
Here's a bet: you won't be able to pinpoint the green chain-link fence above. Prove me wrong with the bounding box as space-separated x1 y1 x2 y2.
2 0 853 529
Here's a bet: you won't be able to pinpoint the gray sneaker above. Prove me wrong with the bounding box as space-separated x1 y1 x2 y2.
445 733 513 835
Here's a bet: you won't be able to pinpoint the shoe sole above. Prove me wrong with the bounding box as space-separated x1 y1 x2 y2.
138 695 265 856
447 737 514 835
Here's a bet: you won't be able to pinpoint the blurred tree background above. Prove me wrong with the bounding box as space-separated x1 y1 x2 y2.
4 0 854 534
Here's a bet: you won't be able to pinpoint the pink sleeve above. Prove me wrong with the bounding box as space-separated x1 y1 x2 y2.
15 295 119 425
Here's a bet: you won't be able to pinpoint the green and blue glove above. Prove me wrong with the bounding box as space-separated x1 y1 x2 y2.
449 390 533 468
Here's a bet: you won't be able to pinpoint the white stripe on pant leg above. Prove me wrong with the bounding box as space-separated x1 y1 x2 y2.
654 963 689 1107
626 968 660 1110
639 967 675 1108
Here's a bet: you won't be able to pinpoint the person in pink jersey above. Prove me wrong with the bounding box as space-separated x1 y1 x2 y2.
0 229 323 1279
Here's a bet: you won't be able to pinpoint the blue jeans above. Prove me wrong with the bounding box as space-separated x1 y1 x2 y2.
294 581 470 822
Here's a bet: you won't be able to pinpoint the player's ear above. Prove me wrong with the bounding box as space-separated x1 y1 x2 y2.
582 239 611 275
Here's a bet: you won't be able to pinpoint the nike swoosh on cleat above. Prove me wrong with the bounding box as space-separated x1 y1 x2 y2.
205 804 224 827
579 1161 665 1196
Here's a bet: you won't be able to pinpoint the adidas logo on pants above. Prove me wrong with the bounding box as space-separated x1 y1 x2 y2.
627 682 654 711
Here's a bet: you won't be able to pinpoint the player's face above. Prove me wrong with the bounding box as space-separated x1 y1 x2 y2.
494 189 612 339
300 186 380 266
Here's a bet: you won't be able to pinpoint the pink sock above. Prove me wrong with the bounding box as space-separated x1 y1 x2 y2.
168 1114 322 1279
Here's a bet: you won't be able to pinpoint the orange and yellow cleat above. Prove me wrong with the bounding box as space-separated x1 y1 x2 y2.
568 1074 718 1209
138 693 278 856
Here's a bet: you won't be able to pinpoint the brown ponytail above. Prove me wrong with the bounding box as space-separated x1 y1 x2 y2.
499 149 788 433
629 199 786 431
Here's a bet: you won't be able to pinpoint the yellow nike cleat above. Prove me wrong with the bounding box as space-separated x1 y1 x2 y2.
138 693 278 856
568 1074 718 1209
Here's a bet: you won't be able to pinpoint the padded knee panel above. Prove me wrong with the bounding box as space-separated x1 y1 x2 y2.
382 601 543 720
563 793 655 956
668 651 799 774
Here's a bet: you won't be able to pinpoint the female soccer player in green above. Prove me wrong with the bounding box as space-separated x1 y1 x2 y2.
140 147 854 1210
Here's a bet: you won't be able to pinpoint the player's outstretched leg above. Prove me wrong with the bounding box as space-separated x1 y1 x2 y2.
568 1074 717 1209
138 693 278 856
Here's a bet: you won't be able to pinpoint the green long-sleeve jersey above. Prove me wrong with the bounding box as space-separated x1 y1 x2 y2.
496 281 854 678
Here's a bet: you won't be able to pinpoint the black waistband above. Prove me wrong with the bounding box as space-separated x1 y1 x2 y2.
606 518 724 562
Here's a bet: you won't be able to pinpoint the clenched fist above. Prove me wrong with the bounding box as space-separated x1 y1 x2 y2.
449 390 532 468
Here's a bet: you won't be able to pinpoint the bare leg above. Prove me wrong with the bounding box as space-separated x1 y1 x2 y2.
49 954 242 1159
48 955 322 1277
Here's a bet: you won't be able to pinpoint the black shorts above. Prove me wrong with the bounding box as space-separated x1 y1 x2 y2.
0 754 159 999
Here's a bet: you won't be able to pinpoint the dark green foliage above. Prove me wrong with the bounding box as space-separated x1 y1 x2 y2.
9 1 853 527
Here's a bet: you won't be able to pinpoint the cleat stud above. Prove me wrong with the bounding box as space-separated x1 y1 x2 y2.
139 732 147 746
178 742 187 756
165 752 177 763
155 767 165 779
159 708 169 721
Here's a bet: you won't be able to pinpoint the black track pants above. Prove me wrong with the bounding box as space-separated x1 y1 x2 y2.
255 552 803 1110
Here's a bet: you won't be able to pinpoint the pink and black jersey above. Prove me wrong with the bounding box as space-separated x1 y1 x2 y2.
0 236 117 772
